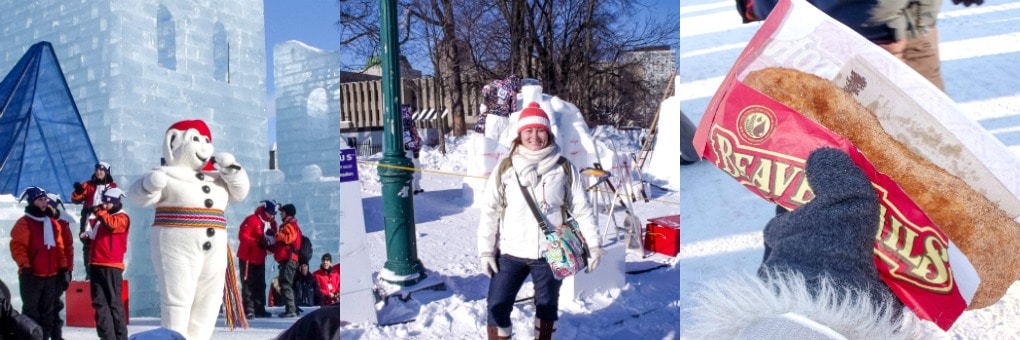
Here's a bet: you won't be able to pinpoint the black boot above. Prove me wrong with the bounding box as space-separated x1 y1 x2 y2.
534 319 555 340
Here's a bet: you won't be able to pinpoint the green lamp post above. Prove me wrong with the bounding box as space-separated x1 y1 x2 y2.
376 0 426 286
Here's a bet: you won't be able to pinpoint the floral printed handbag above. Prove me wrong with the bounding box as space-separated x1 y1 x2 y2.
542 218 590 279
514 167 590 280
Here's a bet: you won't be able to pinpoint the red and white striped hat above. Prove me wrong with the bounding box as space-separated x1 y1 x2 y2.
517 102 550 134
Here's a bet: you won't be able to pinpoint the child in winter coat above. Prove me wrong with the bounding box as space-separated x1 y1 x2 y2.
477 101 602 340
10 187 71 340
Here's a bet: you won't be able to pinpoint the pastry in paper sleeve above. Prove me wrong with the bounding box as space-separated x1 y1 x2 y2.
744 67 1020 310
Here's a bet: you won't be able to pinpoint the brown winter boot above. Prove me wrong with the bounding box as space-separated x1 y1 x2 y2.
487 325 511 340
534 319 556 340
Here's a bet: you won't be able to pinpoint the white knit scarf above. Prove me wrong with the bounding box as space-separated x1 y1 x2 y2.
263 214 276 246
26 213 56 249
511 144 561 187
91 184 108 207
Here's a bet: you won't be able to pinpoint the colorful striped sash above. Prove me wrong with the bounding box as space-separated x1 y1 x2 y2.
154 207 227 229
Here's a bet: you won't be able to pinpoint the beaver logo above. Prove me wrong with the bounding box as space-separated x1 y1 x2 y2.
737 105 776 145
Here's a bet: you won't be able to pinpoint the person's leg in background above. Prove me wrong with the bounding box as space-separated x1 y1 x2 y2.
902 25 945 91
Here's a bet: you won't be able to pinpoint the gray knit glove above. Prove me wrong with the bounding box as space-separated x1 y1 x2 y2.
760 147 901 311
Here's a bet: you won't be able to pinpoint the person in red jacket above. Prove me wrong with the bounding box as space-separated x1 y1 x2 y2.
44 193 74 340
269 204 302 318
88 188 129 340
10 187 71 340
312 253 341 306
71 161 118 280
237 200 278 319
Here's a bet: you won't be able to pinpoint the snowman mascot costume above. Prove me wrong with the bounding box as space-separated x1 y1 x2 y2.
129 120 250 339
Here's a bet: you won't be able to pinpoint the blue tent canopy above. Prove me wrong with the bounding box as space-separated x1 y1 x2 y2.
0 41 98 202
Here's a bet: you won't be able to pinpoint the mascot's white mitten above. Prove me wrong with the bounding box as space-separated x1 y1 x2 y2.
214 152 238 172
129 119 249 340
143 168 168 193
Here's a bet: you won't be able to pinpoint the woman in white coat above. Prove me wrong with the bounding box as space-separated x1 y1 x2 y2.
477 101 602 340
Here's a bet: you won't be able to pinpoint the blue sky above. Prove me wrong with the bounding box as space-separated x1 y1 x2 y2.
263 0 679 91
262 0 679 143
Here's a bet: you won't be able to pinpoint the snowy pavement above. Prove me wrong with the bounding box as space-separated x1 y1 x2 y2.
60 131 682 340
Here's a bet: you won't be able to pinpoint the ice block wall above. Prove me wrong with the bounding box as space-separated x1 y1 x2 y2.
271 41 347 290
273 41 343 180
0 0 268 316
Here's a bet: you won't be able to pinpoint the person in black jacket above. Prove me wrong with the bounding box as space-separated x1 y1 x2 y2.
293 263 320 310
0 279 43 340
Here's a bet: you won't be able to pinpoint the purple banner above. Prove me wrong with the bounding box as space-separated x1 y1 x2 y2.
339 149 358 183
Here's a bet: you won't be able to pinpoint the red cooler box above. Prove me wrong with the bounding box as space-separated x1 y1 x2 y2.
644 215 680 257
66 280 130 327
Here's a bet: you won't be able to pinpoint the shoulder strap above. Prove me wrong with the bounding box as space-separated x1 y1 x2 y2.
513 166 553 235
558 157 573 218
495 157 514 211
494 157 513 190
499 156 574 227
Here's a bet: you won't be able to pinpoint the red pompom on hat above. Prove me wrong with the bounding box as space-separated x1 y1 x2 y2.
167 119 212 142
517 102 550 134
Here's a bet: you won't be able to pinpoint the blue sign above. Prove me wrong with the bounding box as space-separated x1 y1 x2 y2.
339 149 358 183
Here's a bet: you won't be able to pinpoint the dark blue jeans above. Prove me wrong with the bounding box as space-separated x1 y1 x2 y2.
486 254 563 328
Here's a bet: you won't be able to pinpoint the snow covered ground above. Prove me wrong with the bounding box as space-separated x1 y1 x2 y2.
679 0 1020 338
50 127 681 339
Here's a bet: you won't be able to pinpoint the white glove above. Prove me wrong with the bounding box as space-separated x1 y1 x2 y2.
481 256 498 277
213 152 241 172
586 248 603 273
142 168 168 193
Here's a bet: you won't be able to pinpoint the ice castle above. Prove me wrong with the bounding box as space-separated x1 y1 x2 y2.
0 0 269 315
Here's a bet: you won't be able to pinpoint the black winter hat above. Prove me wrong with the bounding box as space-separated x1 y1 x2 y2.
19 186 47 203
260 200 279 215
322 253 332 262
280 204 296 217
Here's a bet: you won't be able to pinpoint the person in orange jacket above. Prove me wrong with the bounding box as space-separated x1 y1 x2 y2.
87 188 129 340
71 161 118 281
10 187 71 340
312 253 341 306
268 204 302 318
237 200 278 319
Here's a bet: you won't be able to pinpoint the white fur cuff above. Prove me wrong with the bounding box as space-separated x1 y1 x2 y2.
685 271 914 339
